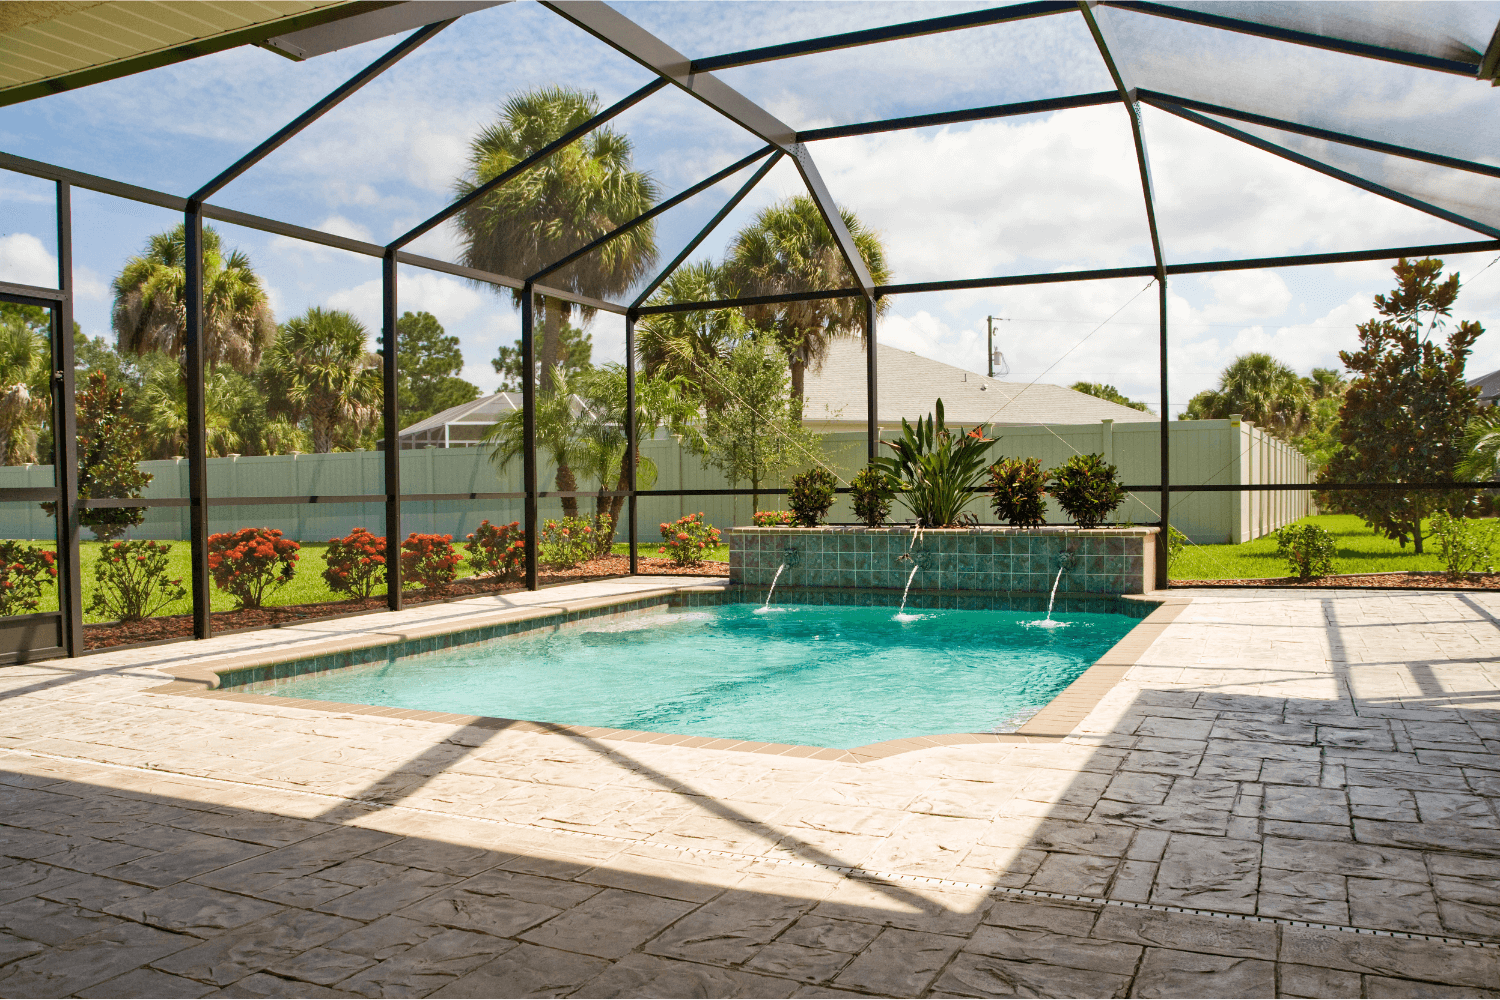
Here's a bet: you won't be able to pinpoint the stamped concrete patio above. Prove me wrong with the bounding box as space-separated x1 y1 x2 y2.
1 579 1499 998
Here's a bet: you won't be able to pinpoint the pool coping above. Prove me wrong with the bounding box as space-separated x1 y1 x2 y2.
146 580 1189 763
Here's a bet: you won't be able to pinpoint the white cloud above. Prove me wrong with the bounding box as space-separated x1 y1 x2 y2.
1199 270 1291 323
326 271 488 334
0 233 56 286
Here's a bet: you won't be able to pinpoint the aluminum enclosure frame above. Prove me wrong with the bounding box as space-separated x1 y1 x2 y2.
0 0 1497 653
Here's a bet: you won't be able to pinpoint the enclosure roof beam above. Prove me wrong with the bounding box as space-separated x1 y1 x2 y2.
1135 89 1500 180
386 76 669 252
1104 0 1482 76
690 1 1074 73
1146 97 1500 239
530 144 773 283
798 92 1119 142
191 19 454 206
542 0 875 299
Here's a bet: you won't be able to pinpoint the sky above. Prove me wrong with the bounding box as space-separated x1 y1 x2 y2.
3 0 1500 418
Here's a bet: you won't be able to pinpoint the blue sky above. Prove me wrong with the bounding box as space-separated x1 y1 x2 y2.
3 0 1500 417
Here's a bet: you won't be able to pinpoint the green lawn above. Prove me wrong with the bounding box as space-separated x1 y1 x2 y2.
1170 513 1498 581
610 542 730 562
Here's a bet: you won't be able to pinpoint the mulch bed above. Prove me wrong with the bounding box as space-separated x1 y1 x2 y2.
1175 571 1500 590
83 558 728 650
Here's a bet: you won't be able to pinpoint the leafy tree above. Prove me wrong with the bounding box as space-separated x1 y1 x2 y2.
1070 381 1150 412
263 308 381 454
484 365 591 518
491 314 593 391
636 262 750 398
1182 352 1309 439
0 313 51 464
112 224 275 374
45 370 153 541
1292 368 1348 475
724 195 892 403
139 360 263 458
1324 257 1484 553
397 311 479 426
701 333 820 511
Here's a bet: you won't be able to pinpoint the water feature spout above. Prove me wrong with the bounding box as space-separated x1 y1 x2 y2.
898 561 921 613
760 563 786 611
1030 565 1068 629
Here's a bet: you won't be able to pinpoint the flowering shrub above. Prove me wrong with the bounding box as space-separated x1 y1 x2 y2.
752 510 794 526
0 542 56 616
206 528 299 609
401 533 461 593
658 512 721 567
323 528 386 599
88 539 184 621
539 515 610 569
466 520 525 581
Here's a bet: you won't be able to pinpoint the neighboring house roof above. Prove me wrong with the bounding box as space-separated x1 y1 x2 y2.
802 338 1159 428
1470 368 1500 406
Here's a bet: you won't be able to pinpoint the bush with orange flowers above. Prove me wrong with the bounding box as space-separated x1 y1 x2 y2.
657 512 720 567
206 528 300 608
401 533 461 593
88 539 183 621
539 515 610 570
466 520 526 581
323 528 387 599
0 541 57 616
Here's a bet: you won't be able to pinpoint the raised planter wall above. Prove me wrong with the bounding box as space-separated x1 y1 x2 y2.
728 526 1158 596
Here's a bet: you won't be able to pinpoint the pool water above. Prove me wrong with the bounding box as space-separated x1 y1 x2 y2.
274 604 1138 748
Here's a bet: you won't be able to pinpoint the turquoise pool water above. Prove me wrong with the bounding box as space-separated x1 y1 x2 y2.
274 604 1138 748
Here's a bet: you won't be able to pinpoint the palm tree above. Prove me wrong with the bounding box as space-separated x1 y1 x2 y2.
483 364 590 516
636 261 751 402
1183 352 1310 439
140 362 255 458
0 317 50 465
112 224 275 374
723 195 892 402
263 308 381 454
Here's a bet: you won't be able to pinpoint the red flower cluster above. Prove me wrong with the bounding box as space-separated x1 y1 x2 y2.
657 512 720 567
0 542 56 615
401 533 461 593
465 520 525 582
323 527 387 599
206 528 300 609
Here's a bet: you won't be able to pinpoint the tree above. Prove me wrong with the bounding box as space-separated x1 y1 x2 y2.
636 261 750 400
724 195 892 402
397 311 480 426
483 364 591 517
701 333 821 511
1325 257 1484 553
1181 352 1309 439
138 360 267 458
44 371 153 541
112 224 275 374
491 314 593 391
1070 381 1150 412
0 311 51 464
1293 368 1348 475
263 308 381 454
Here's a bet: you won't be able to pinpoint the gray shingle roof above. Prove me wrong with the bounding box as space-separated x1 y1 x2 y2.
1470 368 1500 406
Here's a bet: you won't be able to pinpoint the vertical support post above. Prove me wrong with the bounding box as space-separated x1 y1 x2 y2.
522 286 538 590
1156 277 1170 590
381 251 402 611
865 295 878 465
53 181 83 656
183 207 211 639
625 310 639 575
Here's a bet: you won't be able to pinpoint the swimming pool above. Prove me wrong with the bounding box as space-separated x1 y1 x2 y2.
269 603 1138 748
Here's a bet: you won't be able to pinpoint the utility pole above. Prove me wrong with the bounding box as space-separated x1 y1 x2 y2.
986 316 1009 377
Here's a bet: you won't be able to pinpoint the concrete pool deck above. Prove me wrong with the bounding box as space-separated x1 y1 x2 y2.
1 578 1499 997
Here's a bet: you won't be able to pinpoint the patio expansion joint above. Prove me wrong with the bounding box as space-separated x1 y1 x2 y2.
7 744 1496 952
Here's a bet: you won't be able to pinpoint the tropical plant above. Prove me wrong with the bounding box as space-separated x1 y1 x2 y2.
263 308 381 454
850 465 895 528
753 510 795 526
1459 407 1500 483
397 311 480 426
1430 510 1499 580
701 333 821 512
1183 353 1310 439
1274 522 1337 580
986 457 1048 527
401 533 461 593
658 512 720 566
0 314 50 465
1324 258 1483 553
466 520 526 581
636 262 751 398
0 542 56 616
88 539 184 621
1070 382 1150 412
206 528 299 609
724 195 892 403
787 467 838 527
484 365 591 518
455 85 658 503
138 359 259 458
539 515 608 569
322 528 386 600
1166 525 1188 566
1048 453 1127 528
873 399 995 527
44 370 152 541
112 224 275 373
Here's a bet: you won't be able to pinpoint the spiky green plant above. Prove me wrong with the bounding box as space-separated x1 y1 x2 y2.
873 399 995 527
